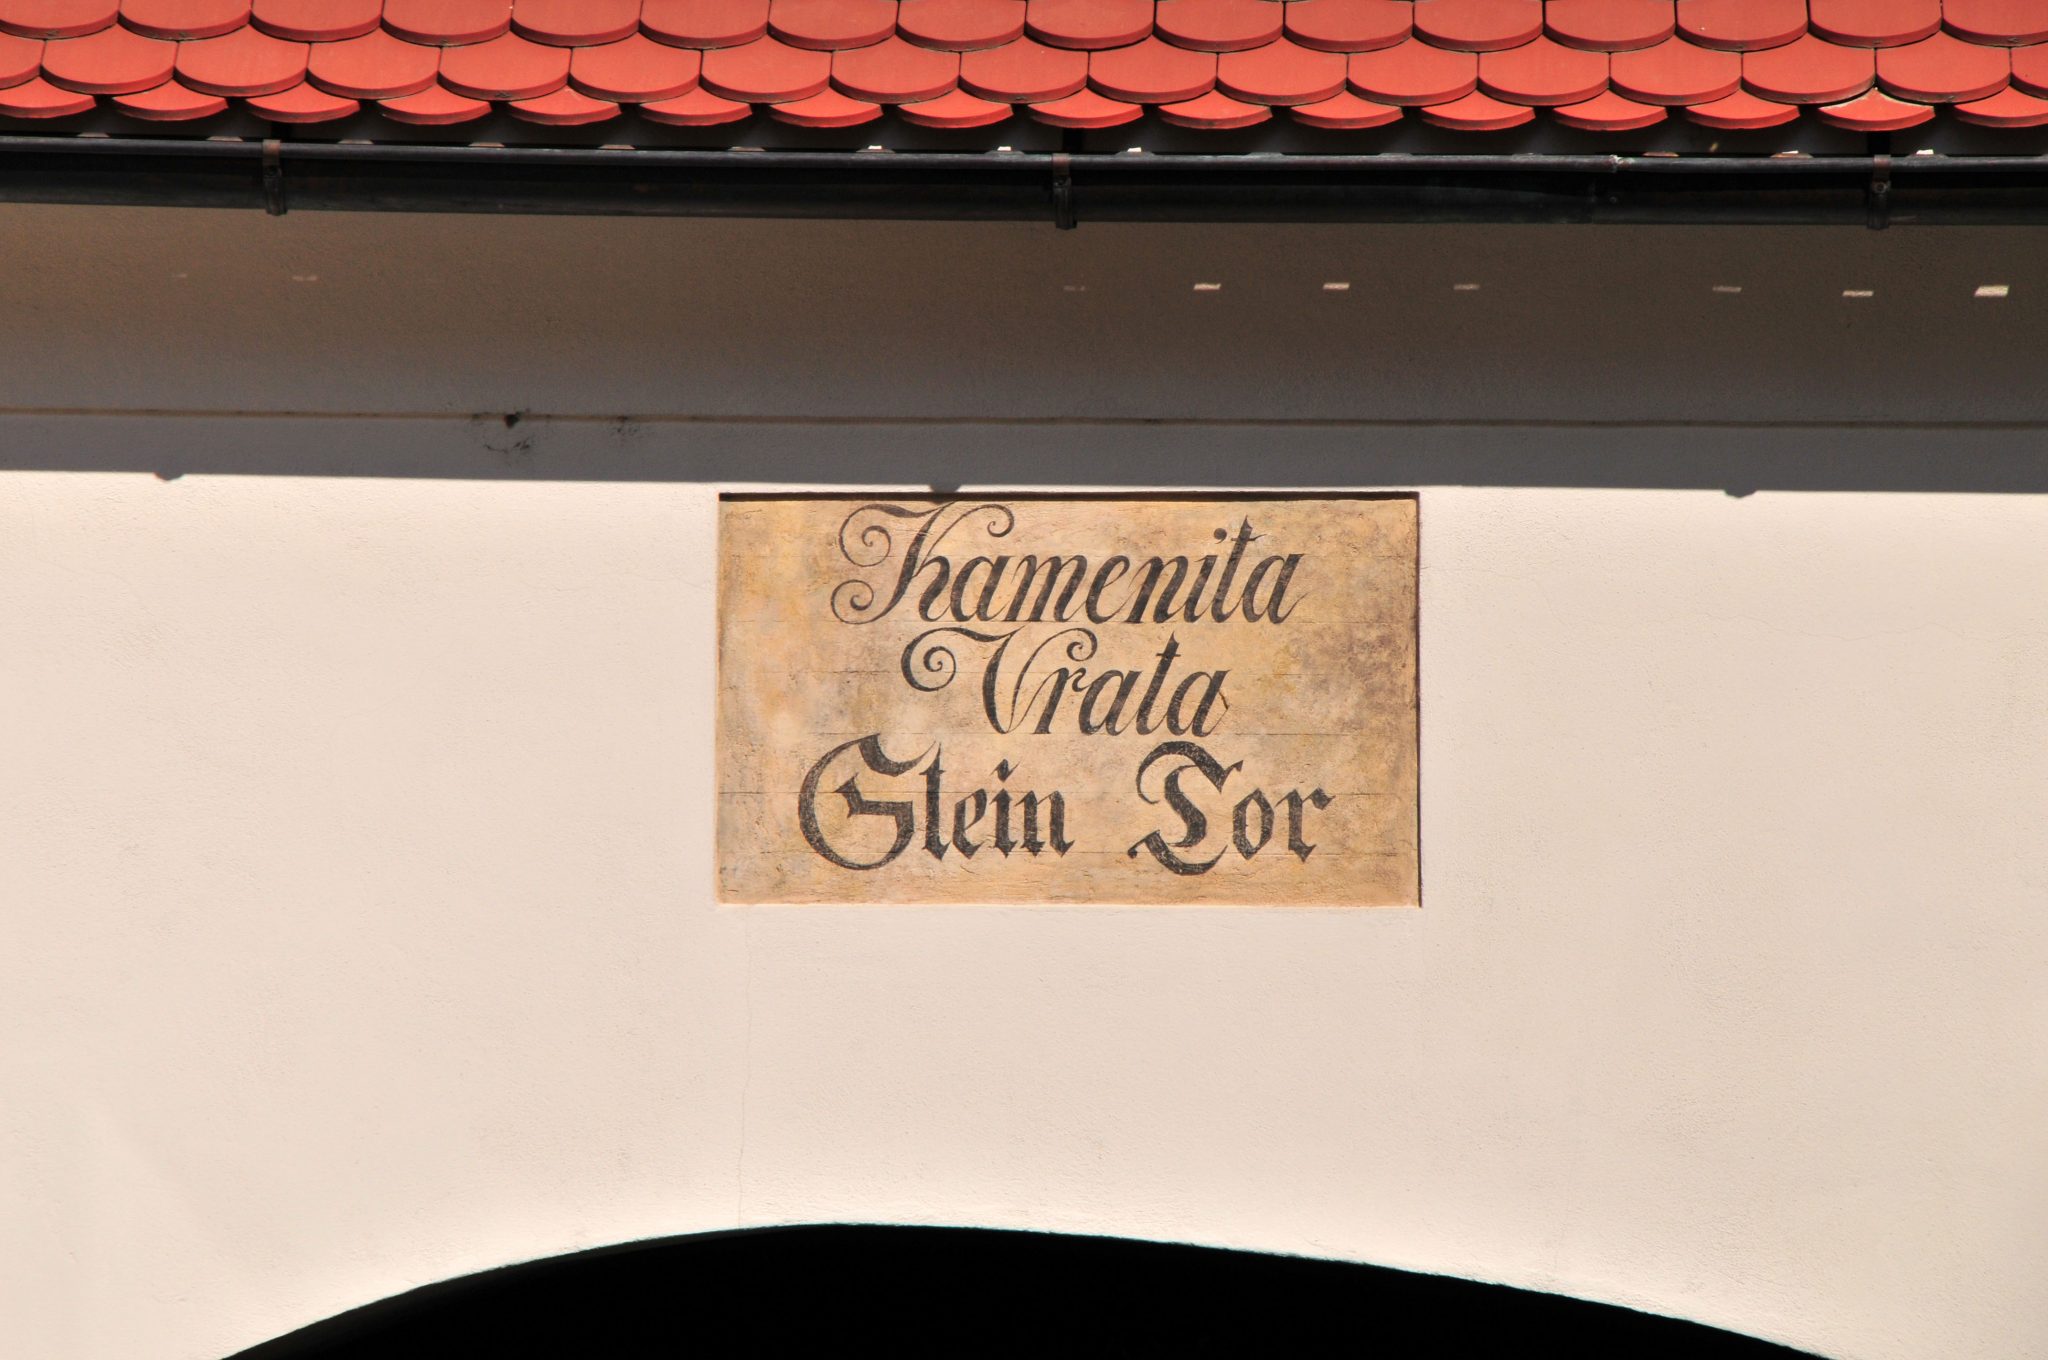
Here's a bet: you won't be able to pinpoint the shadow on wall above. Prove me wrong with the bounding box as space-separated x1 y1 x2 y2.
228 1225 1820 1358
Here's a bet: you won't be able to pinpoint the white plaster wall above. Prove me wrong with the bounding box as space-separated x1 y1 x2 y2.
2 205 2046 1360
2 460 2044 1360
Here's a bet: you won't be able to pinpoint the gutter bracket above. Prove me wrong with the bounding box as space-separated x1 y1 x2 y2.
1866 153 1891 231
1051 152 1075 231
262 138 286 216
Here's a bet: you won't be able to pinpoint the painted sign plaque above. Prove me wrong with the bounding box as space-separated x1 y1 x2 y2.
717 495 1418 905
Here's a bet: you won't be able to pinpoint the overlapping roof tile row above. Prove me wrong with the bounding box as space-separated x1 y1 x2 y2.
3 0 2048 134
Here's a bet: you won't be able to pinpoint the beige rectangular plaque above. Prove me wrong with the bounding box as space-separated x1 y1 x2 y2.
717 495 1418 905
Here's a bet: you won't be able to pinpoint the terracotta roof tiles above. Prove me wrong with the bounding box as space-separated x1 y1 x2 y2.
1217 38 1345 104
1945 0 2048 47
243 71 351 112
897 85 1008 125
1026 0 1152 51
1478 34 1607 104
897 0 1025 52
380 0 512 48
112 69 221 108
0 0 2045 137
1154 0 1283 53
174 25 307 93
119 0 247 41
41 24 174 92
249 0 378 43
511 0 639 48
1348 38 1478 105
641 84 749 122
1160 86 1268 124
640 0 768 50
0 29 43 83
568 34 699 103
0 0 119 41
1955 83 2048 126
832 35 957 102
1554 88 1667 129
959 35 1083 101
1611 34 1738 103
1675 0 1805 52
308 27 436 97
1413 0 1545 53
1544 0 1673 53
1284 0 1410 55
769 0 896 52
1291 87 1400 126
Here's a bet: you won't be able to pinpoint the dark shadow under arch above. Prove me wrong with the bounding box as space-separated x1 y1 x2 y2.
228 1225 1820 1358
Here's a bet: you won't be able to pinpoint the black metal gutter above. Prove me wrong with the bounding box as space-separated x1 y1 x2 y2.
9 135 2048 224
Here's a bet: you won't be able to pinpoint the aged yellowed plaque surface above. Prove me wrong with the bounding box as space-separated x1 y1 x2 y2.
717 495 1418 905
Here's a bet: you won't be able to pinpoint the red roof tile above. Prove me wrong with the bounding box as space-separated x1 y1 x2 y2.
0 0 115 40
1217 38 1344 105
640 0 767 50
1944 0 2048 48
381 0 511 47
1421 88 1535 128
770 0 894 51
1611 35 1739 103
513 0 639 48
1545 0 1674 53
1029 85 1139 124
699 33 829 101
437 29 565 99
250 0 379 43
832 34 956 102
112 74 224 112
175 27 307 94
1413 0 1545 54
0 29 41 83
1818 87 1933 128
569 34 698 102
119 0 247 40
379 79 488 119
1675 0 1804 52
1025 0 1150 52
1554 88 1667 129
959 34 1082 100
244 76 355 115
1479 35 1608 105
0 0 2045 140
1878 33 2006 104
0 70 92 108
1153 0 1282 54
309 27 436 96
1283 0 1409 55
1743 33 1873 103
1685 86 1797 126
1955 85 2048 126
1089 34 1212 103
1348 38 1477 106
508 82 616 121
1289 87 1398 126
1158 87 1267 125
897 85 1009 125
2009 42 2048 98
897 0 1024 53
41 24 173 92
640 84 748 122
1807 0 1940 49
769 84 879 122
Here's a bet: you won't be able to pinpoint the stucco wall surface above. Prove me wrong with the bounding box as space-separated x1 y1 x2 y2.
1 206 2046 1360
2 457 2044 1360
